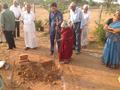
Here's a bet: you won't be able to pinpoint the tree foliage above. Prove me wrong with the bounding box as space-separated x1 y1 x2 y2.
103 0 118 9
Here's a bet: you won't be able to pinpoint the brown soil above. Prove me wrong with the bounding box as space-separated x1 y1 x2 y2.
17 60 61 84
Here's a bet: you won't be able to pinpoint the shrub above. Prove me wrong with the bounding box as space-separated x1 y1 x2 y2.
94 21 107 43
35 20 44 31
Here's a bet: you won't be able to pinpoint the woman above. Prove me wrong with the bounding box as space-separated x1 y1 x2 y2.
55 22 74 64
101 10 120 69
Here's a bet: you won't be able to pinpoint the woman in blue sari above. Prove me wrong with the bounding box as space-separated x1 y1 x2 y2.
101 10 120 69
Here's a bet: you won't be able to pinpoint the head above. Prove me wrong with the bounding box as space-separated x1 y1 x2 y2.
70 2 76 11
51 2 57 12
61 22 68 30
25 4 31 13
0 3 2 12
114 10 120 20
13 0 18 7
83 4 89 13
24 2 27 7
3 3 8 9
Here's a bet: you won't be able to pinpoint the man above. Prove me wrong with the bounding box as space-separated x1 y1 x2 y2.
0 3 6 43
22 2 27 12
21 4 38 50
49 2 63 55
10 0 21 38
82 4 91 49
68 2 83 55
1 3 16 50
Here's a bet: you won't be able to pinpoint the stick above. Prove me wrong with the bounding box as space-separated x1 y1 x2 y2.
11 60 15 83
54 27 58 60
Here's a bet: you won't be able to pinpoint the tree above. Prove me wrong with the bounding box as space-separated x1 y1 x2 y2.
103 0 118 9
41 0 68 14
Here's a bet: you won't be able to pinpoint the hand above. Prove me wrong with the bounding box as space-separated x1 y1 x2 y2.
56 22 59 26
56 26 59 30
1 30 4 33
16 18 19 20
80 29 82 33
54 39 57 42
108 26 112 30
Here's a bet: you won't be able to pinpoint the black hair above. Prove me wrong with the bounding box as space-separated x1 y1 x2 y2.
51 2 57 7
3 3 8 9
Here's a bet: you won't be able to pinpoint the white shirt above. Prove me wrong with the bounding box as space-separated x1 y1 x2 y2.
21 11 35 32
68 7 84 29
82 10 91 26
10 5 21 22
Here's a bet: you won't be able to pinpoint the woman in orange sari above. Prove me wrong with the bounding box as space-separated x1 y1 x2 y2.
55 22 74 64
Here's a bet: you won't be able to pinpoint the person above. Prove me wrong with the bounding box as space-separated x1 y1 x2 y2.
1 3 16 50
49 2 63 55
21 4 38 50
22 2 27 12
82 4 91 49
10 0 21 38
0 74 4 90
55 22 74 64
68 2 83 55
0 3 6 43
101 10 120 69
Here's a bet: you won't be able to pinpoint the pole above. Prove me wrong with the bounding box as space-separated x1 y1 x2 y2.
34 0 35 13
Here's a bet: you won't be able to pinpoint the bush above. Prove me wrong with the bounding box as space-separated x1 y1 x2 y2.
35 20 44 31
94 21 107 43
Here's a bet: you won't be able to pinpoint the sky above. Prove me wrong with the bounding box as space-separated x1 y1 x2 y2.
93 0 120 4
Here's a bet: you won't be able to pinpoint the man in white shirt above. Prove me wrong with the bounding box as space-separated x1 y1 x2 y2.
21 4 38 50
82 4 91 49
0 3 6 43
10 0 21 38
68 2 84 55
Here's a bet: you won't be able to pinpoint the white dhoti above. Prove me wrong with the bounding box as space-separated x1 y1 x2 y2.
82 25 88 46
0 31 6 42
24 31 38 48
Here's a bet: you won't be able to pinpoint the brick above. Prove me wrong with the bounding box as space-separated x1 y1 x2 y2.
19 54 28 60
20 62 30 66
19 59 29 63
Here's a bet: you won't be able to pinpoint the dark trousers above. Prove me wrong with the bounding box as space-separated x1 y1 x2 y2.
4 31 16 49
72 22 81 52
50 31 61 53
13 21 20 38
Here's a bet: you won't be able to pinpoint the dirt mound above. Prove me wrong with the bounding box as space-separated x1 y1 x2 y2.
17 60 61 84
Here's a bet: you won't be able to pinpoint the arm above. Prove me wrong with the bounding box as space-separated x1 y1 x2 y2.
17 8 21 20
56 12 63 26
55 36 73 42
49 12 51 34
56 26 62 34
68 11 71 25
1 13 5 30
108 26 120 33
80 9 84 29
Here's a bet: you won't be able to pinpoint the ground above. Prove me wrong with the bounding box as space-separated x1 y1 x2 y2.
1 6 120 90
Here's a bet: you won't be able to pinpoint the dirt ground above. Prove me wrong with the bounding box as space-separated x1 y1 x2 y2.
1 6 120 90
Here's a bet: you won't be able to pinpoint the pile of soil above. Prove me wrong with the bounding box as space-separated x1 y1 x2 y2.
17 60 61 84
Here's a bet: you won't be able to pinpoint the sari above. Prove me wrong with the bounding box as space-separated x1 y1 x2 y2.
59 27 74 61
102 20 120 69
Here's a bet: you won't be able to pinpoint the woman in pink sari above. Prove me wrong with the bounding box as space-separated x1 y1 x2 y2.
55 22 74 64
